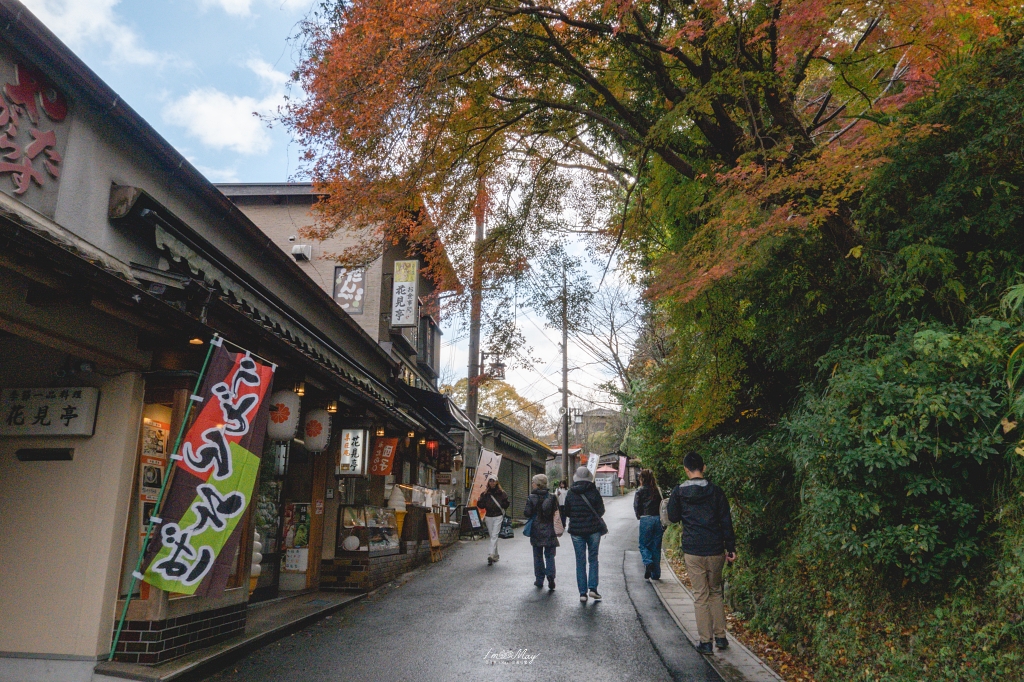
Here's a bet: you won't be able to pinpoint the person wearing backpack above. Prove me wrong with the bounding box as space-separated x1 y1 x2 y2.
476 475 510 566
666 452 737 655
564 466 606 603
633 468 664 580
523 474 560 590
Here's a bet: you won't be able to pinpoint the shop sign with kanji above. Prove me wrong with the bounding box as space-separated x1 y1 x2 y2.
391 260 418 327
333 266 365 314
368 437 399 476
140 345 275 596
1 387 99 436
0 50 70 218
338 429 367 476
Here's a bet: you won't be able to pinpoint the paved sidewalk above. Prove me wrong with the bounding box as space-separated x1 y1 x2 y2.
643 552 782 682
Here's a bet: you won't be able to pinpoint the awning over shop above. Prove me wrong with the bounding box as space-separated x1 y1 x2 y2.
395 382 482 446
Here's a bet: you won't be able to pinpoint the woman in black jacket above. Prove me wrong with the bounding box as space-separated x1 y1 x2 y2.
563 466 606 602
523 474 559 590
476 476 510 565
634 469 664 580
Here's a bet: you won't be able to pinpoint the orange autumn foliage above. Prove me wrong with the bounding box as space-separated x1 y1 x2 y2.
284 0 1006 299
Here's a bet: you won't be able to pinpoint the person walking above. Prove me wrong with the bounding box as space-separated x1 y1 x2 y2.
633 468 664 580
564 466 606 603
555 480 568 526
476 475 510 565
666 453 736 655
523 474 559 590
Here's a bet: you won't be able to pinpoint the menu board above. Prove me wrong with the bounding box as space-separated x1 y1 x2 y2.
138 418 169 536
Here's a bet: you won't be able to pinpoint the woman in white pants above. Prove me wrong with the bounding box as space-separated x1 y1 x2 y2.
476 476 510 565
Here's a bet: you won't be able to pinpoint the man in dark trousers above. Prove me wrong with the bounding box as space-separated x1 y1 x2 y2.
666 452 736 655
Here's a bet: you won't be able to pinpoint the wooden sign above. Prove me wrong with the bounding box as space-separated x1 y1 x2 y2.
425 512 442 562
1 387 100 436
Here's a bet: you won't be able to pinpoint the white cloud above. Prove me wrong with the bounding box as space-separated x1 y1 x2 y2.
200 0 312 17
163 60 288 155
20 0 163 65
194 163 241 183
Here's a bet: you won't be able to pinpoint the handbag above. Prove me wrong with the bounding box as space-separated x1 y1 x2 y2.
660 497 671 529
498 515 515 539
578 491 609 536
523 516 533 537
550 495 565 537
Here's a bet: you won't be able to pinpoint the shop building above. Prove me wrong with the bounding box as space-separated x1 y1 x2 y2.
0 4 469 681
215 183 479 592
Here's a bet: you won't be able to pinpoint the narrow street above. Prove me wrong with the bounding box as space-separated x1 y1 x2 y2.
206 493 720 682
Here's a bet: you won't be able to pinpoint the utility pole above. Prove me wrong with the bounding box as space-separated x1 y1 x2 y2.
466 182 485 426
561 260 570 483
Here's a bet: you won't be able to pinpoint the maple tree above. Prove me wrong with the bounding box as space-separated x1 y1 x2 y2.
286 0 998 287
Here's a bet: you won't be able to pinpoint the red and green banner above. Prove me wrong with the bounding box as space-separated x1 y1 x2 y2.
141 343 275 596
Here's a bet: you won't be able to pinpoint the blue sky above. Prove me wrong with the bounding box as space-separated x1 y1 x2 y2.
22 0 314 183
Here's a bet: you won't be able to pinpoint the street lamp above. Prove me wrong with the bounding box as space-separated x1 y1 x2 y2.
480 351 505 380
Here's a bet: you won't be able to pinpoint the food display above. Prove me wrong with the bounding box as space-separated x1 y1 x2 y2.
336 505 400 556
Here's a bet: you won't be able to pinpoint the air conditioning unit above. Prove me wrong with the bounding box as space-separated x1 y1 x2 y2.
291 244 312 261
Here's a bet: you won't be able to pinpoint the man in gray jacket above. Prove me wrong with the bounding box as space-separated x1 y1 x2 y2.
666 452 736 655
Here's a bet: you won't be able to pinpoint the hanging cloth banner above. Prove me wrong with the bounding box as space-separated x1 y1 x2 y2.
141 345 275 596
467 448 502 508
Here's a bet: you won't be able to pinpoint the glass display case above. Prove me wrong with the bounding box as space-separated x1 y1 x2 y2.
337 505 400 557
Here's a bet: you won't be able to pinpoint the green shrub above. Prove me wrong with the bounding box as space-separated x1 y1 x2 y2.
788 318 1016 583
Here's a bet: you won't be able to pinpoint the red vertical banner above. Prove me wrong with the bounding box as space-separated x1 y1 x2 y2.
368 437 399 476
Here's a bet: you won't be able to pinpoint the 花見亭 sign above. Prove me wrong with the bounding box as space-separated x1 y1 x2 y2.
140 345 275 596
338 429 368 475
391 260 418 327
1 387 99 436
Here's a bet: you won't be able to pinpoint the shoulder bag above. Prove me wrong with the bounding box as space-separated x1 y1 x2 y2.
549 495 565 537
579 491 609 536
493 494 515 538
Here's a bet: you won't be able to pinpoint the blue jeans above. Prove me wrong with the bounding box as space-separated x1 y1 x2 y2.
571 532 601 595
638 516 664 579
533 545 556 584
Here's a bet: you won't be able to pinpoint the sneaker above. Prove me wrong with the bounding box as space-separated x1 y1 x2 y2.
579 594 588 603
715 637 729 650
487 556 494 565
696 642 714 655
644 565 652 580
548 580 555 591
588 590 602 600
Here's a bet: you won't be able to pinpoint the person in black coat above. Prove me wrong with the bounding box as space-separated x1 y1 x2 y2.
563 466 606 602
634 468 664 580
523 474 559 590
665 452 737 655
476 476 510 565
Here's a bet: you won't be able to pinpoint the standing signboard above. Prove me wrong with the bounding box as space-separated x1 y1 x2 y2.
140 345 275 596
467 448 502 508
391 260 418 327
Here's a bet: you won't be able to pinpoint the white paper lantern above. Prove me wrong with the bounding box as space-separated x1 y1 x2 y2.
267 390 301 441
304 408 332 452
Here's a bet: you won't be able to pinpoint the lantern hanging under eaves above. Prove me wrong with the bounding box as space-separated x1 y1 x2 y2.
304 408 332 452
267 390 301 441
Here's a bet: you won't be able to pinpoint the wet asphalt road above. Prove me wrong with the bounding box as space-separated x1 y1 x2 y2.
206 492 720 682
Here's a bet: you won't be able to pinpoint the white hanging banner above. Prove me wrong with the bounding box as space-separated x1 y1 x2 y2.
587 451 600 477
391 260 418 327
468 448 502 508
